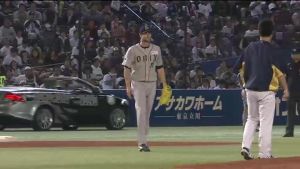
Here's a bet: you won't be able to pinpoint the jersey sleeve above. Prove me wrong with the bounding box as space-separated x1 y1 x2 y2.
273 65 284 79
156 47 163 67
122 47 134 68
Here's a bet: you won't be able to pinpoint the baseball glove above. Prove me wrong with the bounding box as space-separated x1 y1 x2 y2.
159 85 172 105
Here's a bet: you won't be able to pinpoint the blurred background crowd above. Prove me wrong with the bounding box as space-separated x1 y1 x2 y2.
0 1 299 89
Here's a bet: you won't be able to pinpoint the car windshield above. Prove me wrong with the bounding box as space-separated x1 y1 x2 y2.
43 79 92 91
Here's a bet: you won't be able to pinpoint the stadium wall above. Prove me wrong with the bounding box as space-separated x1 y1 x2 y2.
105 89 297 126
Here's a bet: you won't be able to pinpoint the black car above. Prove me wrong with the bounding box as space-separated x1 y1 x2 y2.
0 77 130 131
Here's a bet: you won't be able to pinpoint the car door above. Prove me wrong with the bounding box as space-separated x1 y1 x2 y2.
65 80 99 124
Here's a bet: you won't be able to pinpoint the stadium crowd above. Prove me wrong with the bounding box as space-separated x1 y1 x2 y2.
0 1 299 89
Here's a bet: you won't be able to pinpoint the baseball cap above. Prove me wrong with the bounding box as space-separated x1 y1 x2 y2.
292 48 300 54
24 66 32 70
139 24 151 34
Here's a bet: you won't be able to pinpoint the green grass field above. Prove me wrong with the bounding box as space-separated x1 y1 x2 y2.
0 126 299 169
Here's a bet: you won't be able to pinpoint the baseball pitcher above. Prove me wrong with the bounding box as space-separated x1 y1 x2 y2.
122 24 170 152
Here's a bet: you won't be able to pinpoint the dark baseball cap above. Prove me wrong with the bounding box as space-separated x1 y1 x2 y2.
139 24 151 34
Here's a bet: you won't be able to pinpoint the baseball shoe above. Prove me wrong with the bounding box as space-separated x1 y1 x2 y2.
283 133 294 137
138 144 150 152
258 153 275 159
258 155 275 159
241 147 254 160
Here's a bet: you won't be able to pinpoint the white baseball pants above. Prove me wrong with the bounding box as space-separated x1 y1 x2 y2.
131 81 157 145
242 89 276 158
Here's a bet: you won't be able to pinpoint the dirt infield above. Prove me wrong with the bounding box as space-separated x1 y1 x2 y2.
177 157 300 169
0 140 239 148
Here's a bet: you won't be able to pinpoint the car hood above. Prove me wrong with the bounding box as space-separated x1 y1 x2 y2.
0 87 65 93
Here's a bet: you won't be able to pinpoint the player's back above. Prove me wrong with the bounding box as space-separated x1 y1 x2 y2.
243 41 276 91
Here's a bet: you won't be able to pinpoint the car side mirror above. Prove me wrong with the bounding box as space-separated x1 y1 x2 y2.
93 87 102 94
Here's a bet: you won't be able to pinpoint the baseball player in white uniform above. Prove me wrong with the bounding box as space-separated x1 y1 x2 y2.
122 24 167 152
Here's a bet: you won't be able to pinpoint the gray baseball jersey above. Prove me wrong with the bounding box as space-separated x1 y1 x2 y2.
122 43 163 82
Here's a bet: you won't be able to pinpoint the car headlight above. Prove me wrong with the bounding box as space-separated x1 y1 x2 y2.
121 99 129 106
106 95 116 105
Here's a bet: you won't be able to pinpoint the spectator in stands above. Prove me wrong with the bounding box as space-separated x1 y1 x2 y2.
220 66 237 85
58 31 71 54
191 45 204 63
191 30 206 49
7 60 21 78
206 74 217 89
103 39 114 58
101 66 117 89
140 1 157 21
20 50 29 66
249 1 266 19
221 19 234 36
197 2 212 19
101 4 114 23
0 18 16 45
152 1 168 21
241 23 259 49
60 61 72 77
215 61 229 80
24 12 41 44
125 22 139 47
82 65 93 82
91 56 103 83
14 66 38 87
244 23 259 38
60 7 77 27
85 39 97 60
49 67 62 77
176 23 193 47
18 40 32 55
13 2 28 27
86 3 103 25
1 0 16 16
44 50 62 65
27 2 42 22
40 23 56 53
86 20 98 40
205 38 220 59
175 66 190 89
0 40 12 57
98 23 111 40
292 9 300 28
3 47 22 67
28 47 43 67
198 78 210 89
111 16 126 43
195 66 206 85
43 2 57 26
13 30 24 48
217 34 235 58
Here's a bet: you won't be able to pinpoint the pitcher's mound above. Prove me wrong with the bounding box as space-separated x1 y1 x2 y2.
177 157 300 169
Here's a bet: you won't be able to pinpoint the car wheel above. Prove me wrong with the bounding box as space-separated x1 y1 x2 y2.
33 108 54 131
0 124 5 130
106 108 126 130
62 124 78 131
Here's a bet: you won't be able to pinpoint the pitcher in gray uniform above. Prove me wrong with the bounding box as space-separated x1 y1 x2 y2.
122 24 168 152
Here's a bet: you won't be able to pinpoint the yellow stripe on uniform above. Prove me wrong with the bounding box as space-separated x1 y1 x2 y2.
269 65 284 91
